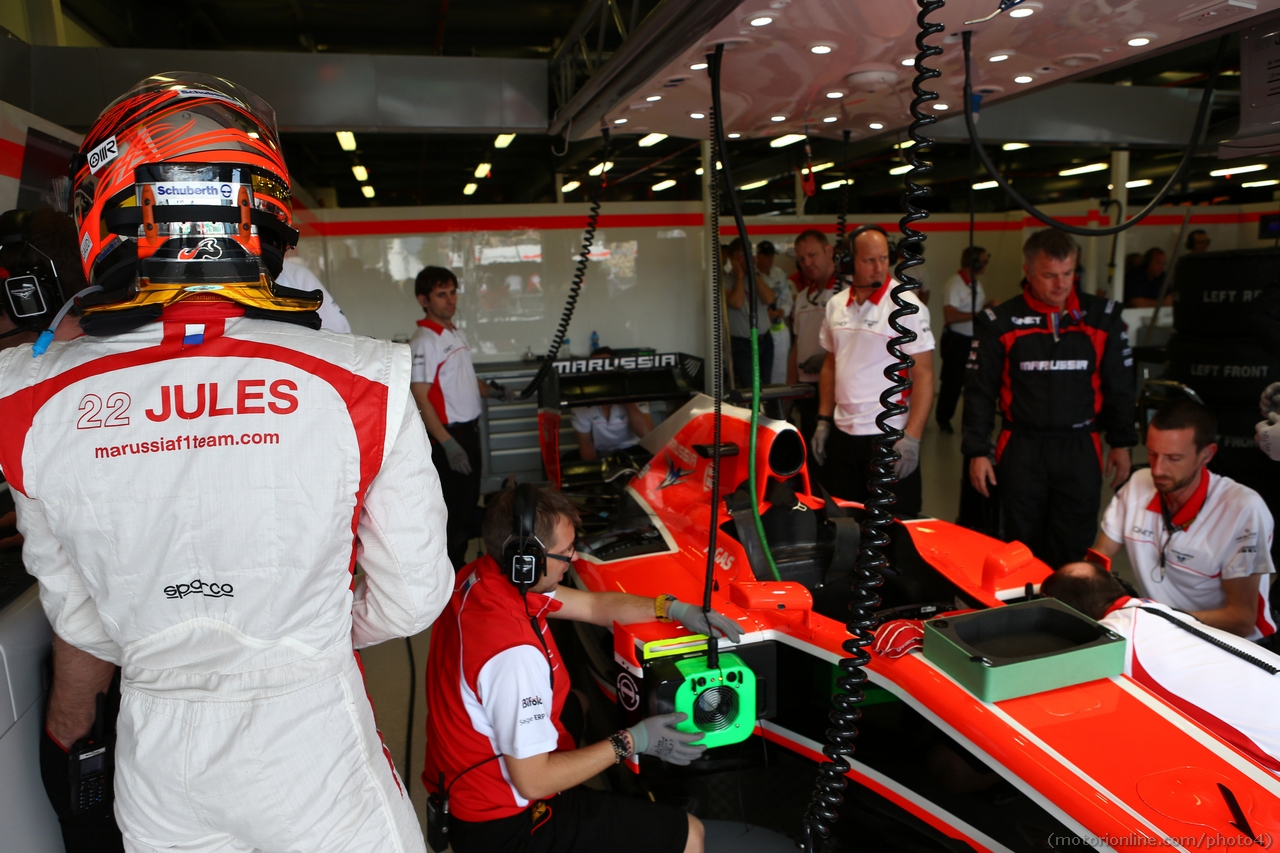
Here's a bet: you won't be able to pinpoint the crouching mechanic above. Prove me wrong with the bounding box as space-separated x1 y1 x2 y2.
1258 382 1280 461
1044 563 1280 771
1092 400 1275 640
424 483 744 853
0 74 453 852
0 206 123 852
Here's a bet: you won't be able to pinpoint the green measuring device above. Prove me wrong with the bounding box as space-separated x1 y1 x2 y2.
669 652 757 747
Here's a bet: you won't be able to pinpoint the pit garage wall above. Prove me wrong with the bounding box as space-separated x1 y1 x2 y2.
0 101 82 211
297 199 1280 361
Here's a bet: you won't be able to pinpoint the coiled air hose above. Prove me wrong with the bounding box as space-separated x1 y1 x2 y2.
961 30 1227 237
707 44 781 583
800 0 941 846
518 130 610 400
702 101 727 667
836 129 851 242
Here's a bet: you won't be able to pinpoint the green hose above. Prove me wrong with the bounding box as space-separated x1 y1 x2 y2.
748 326 781 581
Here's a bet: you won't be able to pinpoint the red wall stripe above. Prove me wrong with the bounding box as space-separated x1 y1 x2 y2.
0 137 24 181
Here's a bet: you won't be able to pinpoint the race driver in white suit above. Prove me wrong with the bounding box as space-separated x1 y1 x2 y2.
0 74 452 852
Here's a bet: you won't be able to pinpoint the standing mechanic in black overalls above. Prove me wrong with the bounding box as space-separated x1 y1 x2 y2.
410 266 506 568
963 229 1137 569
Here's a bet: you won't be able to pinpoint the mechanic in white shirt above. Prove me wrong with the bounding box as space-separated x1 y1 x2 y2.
410 265 506 568
935 246 990 435
275 252 352 333
1093 399 1276 640
788 229 839 448
811 225 935 517
572 402 653 461
1044 562 1280 772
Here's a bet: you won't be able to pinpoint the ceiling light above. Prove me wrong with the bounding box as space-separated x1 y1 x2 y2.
463 183 478 195
771 134 806 148
336 131 357 151
869 121 885 130
494 133 516 148
809 43 835 55
690 62 708 70
588 161 615 177
748 15 775 26
561 180 581 193
728 132 742 138
1210 163 1267 176
933 103 950 111
989 54 1010 62
822 116 838 123
770 115 787 122
1127 36 1150 47
805 162 835 174
821 179 850 190
652 179 677 191
1242 179 1279 188
1014 75 1034 84
1126 178 1153 188
646 95 662 102
894 140 916 149
690 112 706 119
362 185 376 199
639 132 668 147
351 165 369 182
1002 142 1029 150
901 57 915 67
826 90 845 99
613 118 628 124
1009 5 1035 16
972 180 999 190
247 131 260 139
474 162 491 178
1058 162 1108 176
890 164 913 175
740 179 769 190
695 167 704 176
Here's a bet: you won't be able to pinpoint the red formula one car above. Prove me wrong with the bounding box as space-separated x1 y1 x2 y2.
540 385 1280 852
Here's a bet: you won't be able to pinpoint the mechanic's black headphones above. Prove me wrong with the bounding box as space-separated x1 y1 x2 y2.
0 209 65 338
503 483 546 589
844 223 899 269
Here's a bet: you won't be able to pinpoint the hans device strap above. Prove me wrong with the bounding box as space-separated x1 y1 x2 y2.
503 482 546 589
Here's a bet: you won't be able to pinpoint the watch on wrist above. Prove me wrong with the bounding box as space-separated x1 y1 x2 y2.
608 731 631 764
655 594 676 622
817 414 834 423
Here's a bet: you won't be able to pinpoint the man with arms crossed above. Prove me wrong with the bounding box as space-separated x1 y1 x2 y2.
425 484 746 853
1093 400 1275 640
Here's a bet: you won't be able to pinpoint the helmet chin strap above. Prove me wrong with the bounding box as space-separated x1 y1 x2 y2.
32 285 102 357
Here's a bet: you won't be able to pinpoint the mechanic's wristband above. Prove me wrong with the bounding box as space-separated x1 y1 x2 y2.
609 731 631 764
816 415 834 424
655 594 676 622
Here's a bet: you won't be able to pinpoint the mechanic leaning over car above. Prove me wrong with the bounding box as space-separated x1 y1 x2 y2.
0 74 453 852
424 483 745 853
811 224 935 517
1092 399 1276 641
0 206 124 853
410 264 509 568
964 228 1137 569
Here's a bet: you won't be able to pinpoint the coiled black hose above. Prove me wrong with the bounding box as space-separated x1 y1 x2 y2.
961 31 1227 238
518 131 610 400
799 1 941 848
836 129 851 242
703 99 726 670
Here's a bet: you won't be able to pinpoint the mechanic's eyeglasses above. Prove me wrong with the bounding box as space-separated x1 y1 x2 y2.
546 544 577 565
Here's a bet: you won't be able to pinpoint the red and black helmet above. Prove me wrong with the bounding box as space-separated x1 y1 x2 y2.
71 73 319 317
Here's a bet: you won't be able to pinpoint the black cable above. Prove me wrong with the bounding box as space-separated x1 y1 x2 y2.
961 31 1227 237
1137 607 1280 674
518 130 609 400
704 94 726 672
404 636 416 783
800 2 942 846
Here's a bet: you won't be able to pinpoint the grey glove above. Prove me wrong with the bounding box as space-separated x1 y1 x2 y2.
893 434 921 478
667 600 743 643
487 381 512 403
627 713 706 766
441 437 472 474
1257 412 1280 462
811 420 831 466
1261 382 1280 417
801 352 827 376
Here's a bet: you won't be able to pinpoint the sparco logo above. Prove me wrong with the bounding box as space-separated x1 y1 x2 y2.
164 579 234 599
521 696 543 708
